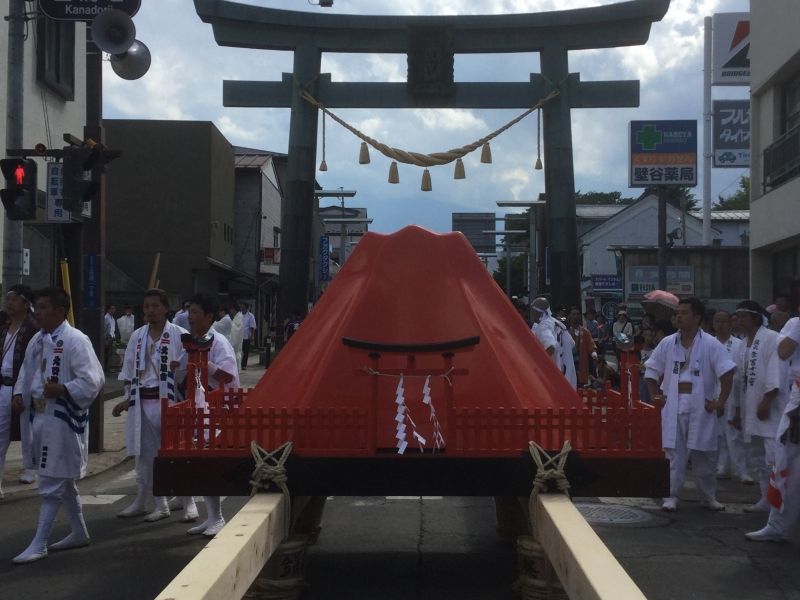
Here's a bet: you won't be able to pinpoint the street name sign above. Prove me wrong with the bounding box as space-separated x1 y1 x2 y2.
39 0 141 21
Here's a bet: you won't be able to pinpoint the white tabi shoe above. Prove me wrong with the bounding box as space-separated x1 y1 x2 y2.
661 498 678 512
167 497 184 511
143 508 170 522
715 470 731 480
12 546 48 564
182 506 199 523
202 519 226 538
117 504 148 518
49 534 90 552
739 474 755 485
18 470 36 484
744 499 771 513
701 499 726 511
745 524 789 542
187 521 210 535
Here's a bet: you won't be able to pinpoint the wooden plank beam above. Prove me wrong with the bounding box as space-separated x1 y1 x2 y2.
534 495 647 600
155 494 287 600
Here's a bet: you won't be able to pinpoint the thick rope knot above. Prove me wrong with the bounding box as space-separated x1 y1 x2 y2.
250 440 294 534
529 440 571 496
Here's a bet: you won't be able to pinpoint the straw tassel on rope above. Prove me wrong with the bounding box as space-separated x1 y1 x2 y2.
480 142 492 164
534 107 543 170
319 110 328 171
358 141 370 164
388 161 399 184
453 158 465 180
421 168 432 192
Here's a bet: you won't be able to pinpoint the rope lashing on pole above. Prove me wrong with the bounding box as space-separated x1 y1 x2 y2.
511 440 573 600
250 440 294 535
299 88 560 179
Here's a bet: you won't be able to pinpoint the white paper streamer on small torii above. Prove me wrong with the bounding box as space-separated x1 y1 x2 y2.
421 375 446 452
395 374 426 454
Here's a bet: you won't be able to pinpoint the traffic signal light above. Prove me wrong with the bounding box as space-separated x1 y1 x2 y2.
62 145 100 212
0 158 38 220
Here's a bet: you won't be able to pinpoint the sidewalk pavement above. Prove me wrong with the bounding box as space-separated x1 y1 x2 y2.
0 360 268 501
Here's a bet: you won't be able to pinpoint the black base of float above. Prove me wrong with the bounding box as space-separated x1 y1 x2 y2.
154 453 669 498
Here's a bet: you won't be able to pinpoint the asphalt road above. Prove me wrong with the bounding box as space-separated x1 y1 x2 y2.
3 457 800 600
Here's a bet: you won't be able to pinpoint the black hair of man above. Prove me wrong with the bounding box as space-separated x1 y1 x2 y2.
736 299 767 319
37 287 71 312
678 297 705 318
190 293 219 317
7 284 33 305
144 288 170 308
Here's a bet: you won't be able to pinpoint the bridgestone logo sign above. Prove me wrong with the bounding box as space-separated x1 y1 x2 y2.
39 0 141 21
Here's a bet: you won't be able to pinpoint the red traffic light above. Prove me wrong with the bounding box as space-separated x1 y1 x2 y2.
1 158 38 220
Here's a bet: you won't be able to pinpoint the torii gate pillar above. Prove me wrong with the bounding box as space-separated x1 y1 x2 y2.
194 0 670 320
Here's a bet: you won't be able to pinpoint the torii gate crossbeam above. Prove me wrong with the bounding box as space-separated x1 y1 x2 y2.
195 0 669 318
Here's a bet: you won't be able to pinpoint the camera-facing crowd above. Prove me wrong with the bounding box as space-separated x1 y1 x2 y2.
528 293 800 543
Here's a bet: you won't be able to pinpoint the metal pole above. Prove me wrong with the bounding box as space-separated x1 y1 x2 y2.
277 43 321 348
702 16 713 246
83 35 105 453
529 209 537 297
658 188 667 290
3 0 26 290
506 239 512 298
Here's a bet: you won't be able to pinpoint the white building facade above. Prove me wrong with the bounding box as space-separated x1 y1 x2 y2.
749 1 800 304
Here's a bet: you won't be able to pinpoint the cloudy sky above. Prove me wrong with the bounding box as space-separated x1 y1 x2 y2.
103 0 751 233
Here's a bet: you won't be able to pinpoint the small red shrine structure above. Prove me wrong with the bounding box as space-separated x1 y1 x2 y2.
156 227 667 497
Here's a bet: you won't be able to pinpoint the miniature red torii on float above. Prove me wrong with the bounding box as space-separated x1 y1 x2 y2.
155 226 667 498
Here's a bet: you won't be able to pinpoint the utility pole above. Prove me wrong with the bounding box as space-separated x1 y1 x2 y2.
3 0 26 290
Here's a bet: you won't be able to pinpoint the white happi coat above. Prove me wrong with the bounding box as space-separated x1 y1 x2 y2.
532 316 577 387
14 321 104 479
645 330 736 451
207 331 240 392
716 336 743 434
778 318 800 440
736 326 787 441
119 322 188 457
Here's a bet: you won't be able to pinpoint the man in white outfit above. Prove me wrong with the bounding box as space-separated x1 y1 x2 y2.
747 311 800 541
713 310 750 483
186 293 240 538
645 297 735 512
228 304 244 371
0 285 39 493
11 288 105 564
240 302 257 370
530 297 577 388
734 300 789 513
112 289 197 523
116 306 135 346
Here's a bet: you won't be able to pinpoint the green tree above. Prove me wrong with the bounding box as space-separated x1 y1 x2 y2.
493 253 527 297
575 190 636 205
713 175 750 209
662 187 699 212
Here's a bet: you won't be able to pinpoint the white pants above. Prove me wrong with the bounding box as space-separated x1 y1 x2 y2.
768 439 800 535
665 413 718 502
0 386 11 483
746 435 779 500
136 399 162 490
38 474 79 501
718 419 748 477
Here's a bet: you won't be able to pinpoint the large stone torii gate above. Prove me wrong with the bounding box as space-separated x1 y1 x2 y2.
195 0 669 316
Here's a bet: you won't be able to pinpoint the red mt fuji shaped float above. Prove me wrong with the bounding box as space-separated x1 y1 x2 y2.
156 226 667 497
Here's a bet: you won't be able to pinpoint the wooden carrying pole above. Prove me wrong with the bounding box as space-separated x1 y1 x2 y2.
60 259 75 326
534 495 648 600
148 252 161 289
155 494 288 600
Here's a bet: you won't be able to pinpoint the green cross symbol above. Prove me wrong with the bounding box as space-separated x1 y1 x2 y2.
636 124 662 151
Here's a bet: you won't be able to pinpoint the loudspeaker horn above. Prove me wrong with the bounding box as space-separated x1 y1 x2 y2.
111 40 151 80
91 9 136 55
